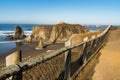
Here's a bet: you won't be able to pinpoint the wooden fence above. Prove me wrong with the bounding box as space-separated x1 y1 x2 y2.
0 25 111 80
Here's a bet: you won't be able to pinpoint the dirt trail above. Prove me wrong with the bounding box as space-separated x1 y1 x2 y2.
92 29 120 80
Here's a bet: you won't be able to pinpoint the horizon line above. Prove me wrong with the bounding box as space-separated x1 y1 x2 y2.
0 22 119 26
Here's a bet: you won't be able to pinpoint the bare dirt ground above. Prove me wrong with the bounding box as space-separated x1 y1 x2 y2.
92 29 120 80
76 29 120 80
75 52 101 80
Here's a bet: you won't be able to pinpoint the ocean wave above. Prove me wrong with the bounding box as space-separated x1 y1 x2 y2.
0 40 24 44
0 31 32 36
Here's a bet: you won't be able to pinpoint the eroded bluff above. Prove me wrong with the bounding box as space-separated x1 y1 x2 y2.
25 23 89 43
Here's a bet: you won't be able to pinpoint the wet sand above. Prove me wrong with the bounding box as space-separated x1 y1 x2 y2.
0 42 64 66
92 29 120 80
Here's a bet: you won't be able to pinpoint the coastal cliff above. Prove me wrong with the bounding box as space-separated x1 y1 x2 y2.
25 25 52 42
25 23 89 43
49 23 89 43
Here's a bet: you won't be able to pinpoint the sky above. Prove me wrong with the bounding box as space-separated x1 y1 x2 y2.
0 0 120 25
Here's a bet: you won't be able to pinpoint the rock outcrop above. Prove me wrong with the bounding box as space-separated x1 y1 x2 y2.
35 38 44 50
25 23 89 43
48 23 89 43
25 23 89 50
6 26 26 40
25 25 52 43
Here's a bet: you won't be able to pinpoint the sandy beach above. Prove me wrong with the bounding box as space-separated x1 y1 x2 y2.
92 29 120 80
0 42 64 66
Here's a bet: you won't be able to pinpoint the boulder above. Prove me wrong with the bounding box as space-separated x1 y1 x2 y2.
35 38 44 50
6 35 14 40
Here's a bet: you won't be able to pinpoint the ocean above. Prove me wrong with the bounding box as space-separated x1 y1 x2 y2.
0 24 107 56
0 24 36 56
0 24 36 41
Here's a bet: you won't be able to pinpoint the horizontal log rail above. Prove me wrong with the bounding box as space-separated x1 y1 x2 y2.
0 25 111 80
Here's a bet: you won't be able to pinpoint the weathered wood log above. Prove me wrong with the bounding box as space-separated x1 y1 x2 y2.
64 50 71 80
82 37 88 64
6 50 22 80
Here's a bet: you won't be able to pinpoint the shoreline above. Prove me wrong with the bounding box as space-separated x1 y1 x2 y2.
0 42 64 67
0 27 118 68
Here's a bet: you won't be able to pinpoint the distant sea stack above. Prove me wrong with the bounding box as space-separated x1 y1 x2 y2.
6 25 26 40
25 22 89 43
95 25 102 28
55 21 66 25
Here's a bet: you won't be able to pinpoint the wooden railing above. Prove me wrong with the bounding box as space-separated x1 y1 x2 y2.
0 25 111 80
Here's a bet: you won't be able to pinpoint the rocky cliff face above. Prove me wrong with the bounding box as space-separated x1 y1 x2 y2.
25 23 89 43
25 25 52 42
49 23 89 43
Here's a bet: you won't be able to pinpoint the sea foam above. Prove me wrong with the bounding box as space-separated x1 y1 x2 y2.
0 31 32 36
0 40 24 44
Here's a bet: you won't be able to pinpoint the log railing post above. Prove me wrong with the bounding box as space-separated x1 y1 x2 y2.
82 37 88 64
64 50 71 80
6 50 22 80
64 40 71 80
89 35 96 55
82 43 87 64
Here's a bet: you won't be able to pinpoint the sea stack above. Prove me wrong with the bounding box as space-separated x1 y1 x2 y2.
6 25 26 40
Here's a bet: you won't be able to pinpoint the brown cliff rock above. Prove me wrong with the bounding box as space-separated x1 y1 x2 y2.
25 23 89 50
25 23 89 44
25 26 52 43
48 23 89 43
35 38 44 50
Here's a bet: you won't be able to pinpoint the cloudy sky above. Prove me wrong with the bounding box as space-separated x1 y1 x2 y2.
0 0 120 25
